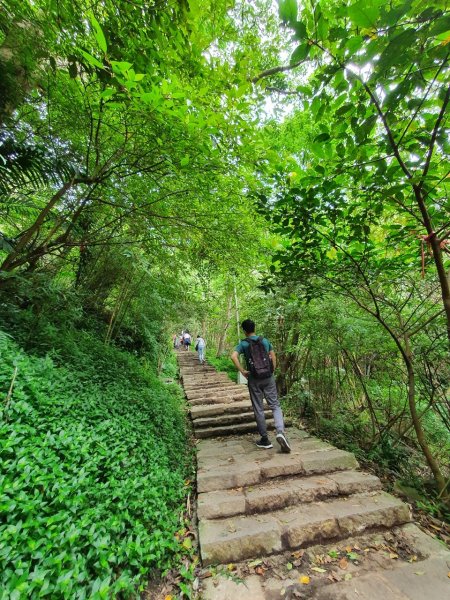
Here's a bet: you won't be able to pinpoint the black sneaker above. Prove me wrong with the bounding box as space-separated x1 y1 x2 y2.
256 437 273 449
276 431 291 453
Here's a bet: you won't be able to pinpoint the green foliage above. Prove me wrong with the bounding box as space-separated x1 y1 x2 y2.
0 329 191 598
207 352 238 383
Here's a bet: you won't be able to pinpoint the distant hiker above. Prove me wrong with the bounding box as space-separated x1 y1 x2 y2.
231 319 291 453
183 331 192 351
196 335 206 364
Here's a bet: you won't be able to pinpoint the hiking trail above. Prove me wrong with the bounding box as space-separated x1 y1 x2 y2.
177 351 450 600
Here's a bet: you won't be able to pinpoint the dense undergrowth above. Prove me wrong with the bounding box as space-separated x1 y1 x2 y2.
0 323 192 599
206 352 237 383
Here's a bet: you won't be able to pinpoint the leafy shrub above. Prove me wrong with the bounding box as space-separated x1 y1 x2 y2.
0 330 190 599
207 352 237 382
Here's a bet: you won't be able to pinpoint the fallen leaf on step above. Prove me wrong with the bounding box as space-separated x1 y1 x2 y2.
345 546 352 553
292 549 305 559
389 553 398 559
255 566 265 575
311 567 327 573
227 563 235 571
299 575 310 584
248 559 262 568
327 571 341 582
286 562 293 570
227 523 236 533
200 570 212 579
338 558 348 570
414 571 425 576
343 573 352 581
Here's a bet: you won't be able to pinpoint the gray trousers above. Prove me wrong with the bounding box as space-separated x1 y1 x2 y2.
247 375 284 436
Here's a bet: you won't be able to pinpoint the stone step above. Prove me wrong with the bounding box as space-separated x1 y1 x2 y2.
199 491 411 565
179 365 216 372
182 376 232 386
186 386 245 400
196 420 275 439
189 395 249 407
188 392 248 412
183 376 231 382
197 433 359 493
191 400 256 418
197 470 382 520
201 523 450 600
193 410 269 429
183 381 237 394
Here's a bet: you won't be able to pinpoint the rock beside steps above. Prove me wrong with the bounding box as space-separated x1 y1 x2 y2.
176 351 450 599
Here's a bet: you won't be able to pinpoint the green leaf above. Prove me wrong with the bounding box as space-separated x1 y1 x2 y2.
293 21 307 40
180 155 190 167
182 537 192 549
336 103 354 117
290 43 310 64
79 49 104 69
348 0 380 28
314 132 330 143
279 0 298 24
90 15 108 53
375 29 416 74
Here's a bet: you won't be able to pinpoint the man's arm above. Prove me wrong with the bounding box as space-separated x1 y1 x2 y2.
269 350 276 371
231 350 249 378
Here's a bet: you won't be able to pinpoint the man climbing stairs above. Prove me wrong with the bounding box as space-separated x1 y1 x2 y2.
177 352 450 600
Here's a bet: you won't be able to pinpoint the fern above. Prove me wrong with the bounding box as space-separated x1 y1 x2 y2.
0 138 78 195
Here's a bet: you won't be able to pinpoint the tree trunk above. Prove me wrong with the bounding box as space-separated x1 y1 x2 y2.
216 295 232 357
1 180 74 271
403 332 448 498
413 185 450 347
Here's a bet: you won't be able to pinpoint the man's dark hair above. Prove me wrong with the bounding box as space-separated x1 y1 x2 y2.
241 319 255 334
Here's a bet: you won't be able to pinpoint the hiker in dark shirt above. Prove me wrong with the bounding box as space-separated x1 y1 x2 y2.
231 319 291 453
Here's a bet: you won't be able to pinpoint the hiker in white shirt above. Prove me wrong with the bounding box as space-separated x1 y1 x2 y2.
196 336 206 364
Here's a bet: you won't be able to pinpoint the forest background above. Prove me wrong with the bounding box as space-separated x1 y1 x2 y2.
0 0 449 598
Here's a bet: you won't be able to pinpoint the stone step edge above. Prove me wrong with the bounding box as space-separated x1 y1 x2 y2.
188 396 250 407
197 446 358 493
186 389 247 400
195 420 276 439
197 470 383 520
183 382 236 390
199 491 411 565
192 412 270 428
190 400 257 417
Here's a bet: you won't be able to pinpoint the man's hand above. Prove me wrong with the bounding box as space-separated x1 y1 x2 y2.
231 350 248 377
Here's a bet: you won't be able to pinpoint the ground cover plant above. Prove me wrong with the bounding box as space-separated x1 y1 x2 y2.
0 328 190 599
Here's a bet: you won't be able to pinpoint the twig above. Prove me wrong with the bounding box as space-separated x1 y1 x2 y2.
4 365 18 410
186 492 191 518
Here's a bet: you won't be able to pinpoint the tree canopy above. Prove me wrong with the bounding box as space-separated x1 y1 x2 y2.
1 0 449 596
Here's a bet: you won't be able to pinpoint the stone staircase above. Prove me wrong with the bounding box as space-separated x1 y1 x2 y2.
178 351 450 600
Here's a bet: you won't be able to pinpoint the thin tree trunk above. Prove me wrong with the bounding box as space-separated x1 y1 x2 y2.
216 295 232 357
403 332 447 497
1 180 74 271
